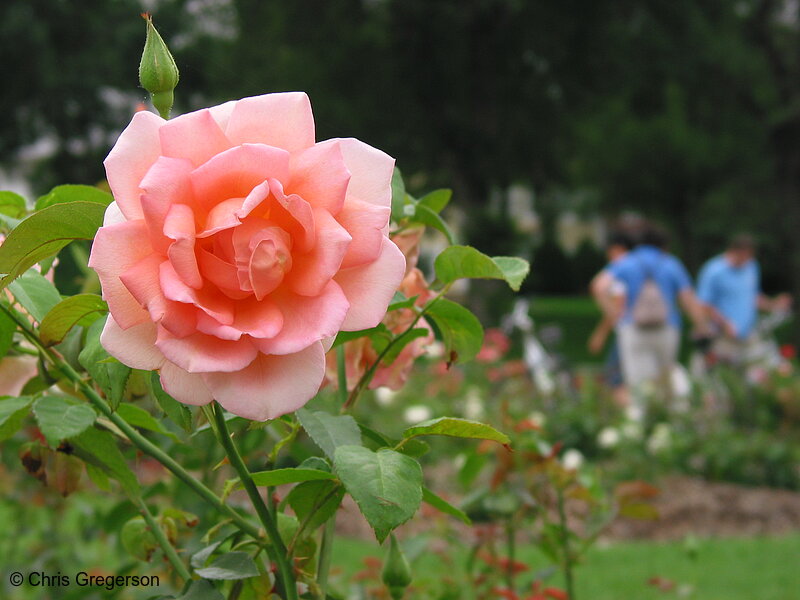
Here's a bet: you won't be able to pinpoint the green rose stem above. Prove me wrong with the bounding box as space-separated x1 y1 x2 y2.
210 402 299 600
135 496 192 582
0 303 264 541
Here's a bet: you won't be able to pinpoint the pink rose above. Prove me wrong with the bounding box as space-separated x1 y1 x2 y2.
89 93 405 419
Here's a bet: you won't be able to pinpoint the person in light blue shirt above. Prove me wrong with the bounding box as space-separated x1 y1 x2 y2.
608 227 706 395
697 234 790 362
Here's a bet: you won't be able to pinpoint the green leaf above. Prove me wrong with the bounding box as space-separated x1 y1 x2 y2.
411 204 455 244
70 426 140 496
116 403 178 441
176 579 224 600
357 424 430 457
402 417 510 446
0 191 27 218
35 184 113 211
79 317 131 410
297 409 362 459
194 552 259 580
379 327 430 365
333 445 422 542
390 168 409 224
249 468 336 487
33 396 96 447
0 201 108 288
387 291 417 311
434 245 529 291
287 479 345 533
7 270 62 323
0 396 33 441
39 294 107 346
417 189 452 214
332 323 391 349
191 542 222 569
425 298 483 363
422 487 471 524
0 306 14 359
149 371 193 432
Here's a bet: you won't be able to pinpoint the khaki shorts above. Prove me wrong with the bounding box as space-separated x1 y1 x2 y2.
617 324 680 388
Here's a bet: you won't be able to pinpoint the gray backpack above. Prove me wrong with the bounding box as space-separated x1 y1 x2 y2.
631 260 669 328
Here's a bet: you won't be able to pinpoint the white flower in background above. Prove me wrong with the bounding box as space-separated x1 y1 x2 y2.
625 403 645 423
426 340 445 359
621 420 643 441
454 453 467 471
528 411 546 428
671 365 692 399
374 386 397 406
463 387 484 420
403 404 433 424
646 422 673 454
562 448 584 470
597 426 620 449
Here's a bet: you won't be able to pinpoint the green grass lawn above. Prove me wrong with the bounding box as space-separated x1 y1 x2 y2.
329 534 800 599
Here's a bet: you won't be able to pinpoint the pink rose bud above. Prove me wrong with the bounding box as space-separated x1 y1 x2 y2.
138 13 179 119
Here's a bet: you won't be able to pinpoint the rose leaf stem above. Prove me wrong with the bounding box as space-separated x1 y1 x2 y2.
135 496 192 582
316 516 336 598
0 302 263 541
211 402 298 600
336 344 348 406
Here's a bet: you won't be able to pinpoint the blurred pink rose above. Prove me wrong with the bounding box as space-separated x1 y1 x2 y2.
327 266 433 391
476 328 511 363
0 356 38 396
89 93 405 419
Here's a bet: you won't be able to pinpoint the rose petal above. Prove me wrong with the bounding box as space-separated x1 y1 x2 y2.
234 296 284 339
253 282 349 355
225 92 315 153
159 108 231 167
160 261 235 325
190 144 290 214
287 140 350 214
119 254 168 321
204 343 325 420
336 198 390 269
164 204 202 289
102 201 126 226
265 178 315 253
156 327 258 373
159 361 214 406
140 156 195 254
334 137 394 209
100 316 165 370
287 208 352 296
89 220 153 329
335 237 406 331
104 110 164 220
208 100 237 131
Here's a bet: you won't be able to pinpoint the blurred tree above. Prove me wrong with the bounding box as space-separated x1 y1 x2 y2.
4 0 800 315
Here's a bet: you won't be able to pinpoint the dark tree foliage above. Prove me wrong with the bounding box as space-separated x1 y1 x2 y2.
3 0 800 315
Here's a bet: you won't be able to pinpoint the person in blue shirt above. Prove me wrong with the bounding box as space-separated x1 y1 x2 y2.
697 234 791 364
608 227 706 398
588 230 634 407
